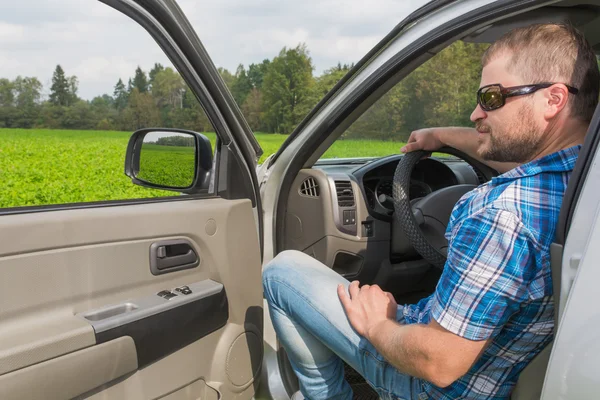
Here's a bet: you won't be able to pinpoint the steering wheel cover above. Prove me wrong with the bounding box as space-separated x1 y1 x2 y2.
393 150 448 269
392 147 498 269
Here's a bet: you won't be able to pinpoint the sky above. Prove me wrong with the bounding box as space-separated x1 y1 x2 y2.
0 0 427 100
145 131 191 141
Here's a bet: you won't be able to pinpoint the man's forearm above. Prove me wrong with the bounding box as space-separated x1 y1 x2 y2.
367 320 434 380
337 282 490 387
436 127 518 173
367 319 480 388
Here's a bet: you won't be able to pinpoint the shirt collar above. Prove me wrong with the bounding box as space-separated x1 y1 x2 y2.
491 145 581 185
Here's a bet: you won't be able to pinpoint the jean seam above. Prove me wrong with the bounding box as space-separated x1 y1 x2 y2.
360 347 389 366
359 347 414 399
359 348 392 395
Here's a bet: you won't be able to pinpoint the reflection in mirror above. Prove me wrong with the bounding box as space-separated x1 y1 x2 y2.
137 131 196 188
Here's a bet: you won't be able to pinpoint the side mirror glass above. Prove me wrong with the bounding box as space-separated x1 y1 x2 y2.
124 128 213 193
137 131 196 188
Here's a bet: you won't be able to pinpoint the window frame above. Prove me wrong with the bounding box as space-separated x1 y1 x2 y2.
0 0 258 216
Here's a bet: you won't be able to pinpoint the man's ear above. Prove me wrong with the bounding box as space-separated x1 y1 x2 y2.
544 84 570 120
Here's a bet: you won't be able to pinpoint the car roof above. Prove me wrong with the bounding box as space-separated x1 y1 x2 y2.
462 0 600 52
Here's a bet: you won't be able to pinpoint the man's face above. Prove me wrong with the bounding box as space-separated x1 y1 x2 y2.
470 54 545 163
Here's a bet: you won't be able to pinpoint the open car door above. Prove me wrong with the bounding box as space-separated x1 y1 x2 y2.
0 0 264 399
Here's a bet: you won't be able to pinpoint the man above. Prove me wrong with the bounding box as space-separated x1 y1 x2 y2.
263 23 600 399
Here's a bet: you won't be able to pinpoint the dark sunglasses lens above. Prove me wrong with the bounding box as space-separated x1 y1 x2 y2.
479 86 503 110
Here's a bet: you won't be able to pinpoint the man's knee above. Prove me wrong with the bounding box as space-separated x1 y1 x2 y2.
263 250 303 302
264 250 302 285
262 250 330 306
263 250 324 281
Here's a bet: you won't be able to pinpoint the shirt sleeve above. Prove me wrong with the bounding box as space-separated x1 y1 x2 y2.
430 207 538 341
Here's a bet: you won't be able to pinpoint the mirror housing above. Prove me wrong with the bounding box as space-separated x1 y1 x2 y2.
124 128 213 194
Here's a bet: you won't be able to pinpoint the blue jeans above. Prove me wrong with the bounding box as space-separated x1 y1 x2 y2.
263 250 428 400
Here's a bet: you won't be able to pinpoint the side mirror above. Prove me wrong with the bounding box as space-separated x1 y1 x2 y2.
124 128 213 193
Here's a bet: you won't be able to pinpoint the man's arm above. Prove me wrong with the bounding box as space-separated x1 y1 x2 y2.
368 318 489 388
338 208 536 388
337 282 489 388
400 127 519 173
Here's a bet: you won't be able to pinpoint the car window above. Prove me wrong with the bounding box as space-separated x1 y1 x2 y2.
0 0 216 209
323 40 489 159
181 0 430 164
215 47 355 163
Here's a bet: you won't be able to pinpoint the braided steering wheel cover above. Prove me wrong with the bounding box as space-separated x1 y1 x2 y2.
392 151 447 269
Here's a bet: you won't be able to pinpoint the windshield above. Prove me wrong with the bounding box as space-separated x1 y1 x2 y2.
180 0 431 163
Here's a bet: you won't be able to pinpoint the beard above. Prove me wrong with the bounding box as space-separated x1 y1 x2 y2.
476 104 543 163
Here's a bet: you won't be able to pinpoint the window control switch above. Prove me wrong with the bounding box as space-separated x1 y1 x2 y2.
175 286 192 295
158 290 179 299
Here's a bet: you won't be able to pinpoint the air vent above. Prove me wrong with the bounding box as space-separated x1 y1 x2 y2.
472 167 486 184
335 180 355 207
299 177 319 197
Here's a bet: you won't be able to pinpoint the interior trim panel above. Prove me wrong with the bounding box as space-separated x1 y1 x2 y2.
0 198 263 400
0 337 137 400
79 280 224 334
94 282 228 368
0 316 96 376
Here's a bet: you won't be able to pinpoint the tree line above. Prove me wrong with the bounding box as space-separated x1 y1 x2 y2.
0 41 491 141
154 136 195 147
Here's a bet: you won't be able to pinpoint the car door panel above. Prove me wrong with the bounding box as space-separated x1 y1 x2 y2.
0 337 137 400
158 378 220 400
0 198 263 399
92 280 228 368
0 315 96 376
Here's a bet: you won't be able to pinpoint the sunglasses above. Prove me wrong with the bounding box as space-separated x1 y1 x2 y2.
476 82 579 111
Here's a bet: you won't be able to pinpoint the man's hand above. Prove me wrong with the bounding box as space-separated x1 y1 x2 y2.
400 128 444 153
338 281 490 387
337 281 398 340
400 126 517 173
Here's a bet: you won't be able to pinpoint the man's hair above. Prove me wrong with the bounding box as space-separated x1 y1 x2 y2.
482 23 600 122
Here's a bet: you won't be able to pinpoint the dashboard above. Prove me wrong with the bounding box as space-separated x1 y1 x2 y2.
315 154 483 221
284 153 488 296
362 158 459 218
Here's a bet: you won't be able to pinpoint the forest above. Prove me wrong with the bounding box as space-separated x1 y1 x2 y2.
0 40 490 141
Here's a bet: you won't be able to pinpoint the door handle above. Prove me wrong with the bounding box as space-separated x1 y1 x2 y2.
150 239 200 275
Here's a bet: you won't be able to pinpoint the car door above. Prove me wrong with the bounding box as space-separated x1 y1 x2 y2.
0 1 264 399
538 100 600 399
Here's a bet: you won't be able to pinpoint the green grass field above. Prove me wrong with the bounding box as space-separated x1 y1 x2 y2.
0 128 405 208
138 143 196 188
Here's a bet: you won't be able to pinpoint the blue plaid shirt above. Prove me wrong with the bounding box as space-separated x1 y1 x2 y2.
403 145 580 399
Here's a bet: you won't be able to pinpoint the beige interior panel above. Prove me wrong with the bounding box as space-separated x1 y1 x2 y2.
285 170 329 251
0 237 212 322
286 169 390 242
158 378 219 400
0 336 137 400
304 235 389 268
0 198 262 399
84 324 261 400
511 343 552 400
285 169 390 251
0 315 95 375
286 169 390 281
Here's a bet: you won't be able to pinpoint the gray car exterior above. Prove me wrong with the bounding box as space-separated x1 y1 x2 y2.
257 0 600 399
0 0 596 398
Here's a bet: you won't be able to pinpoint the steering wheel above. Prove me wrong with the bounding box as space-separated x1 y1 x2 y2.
392 147 497 269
